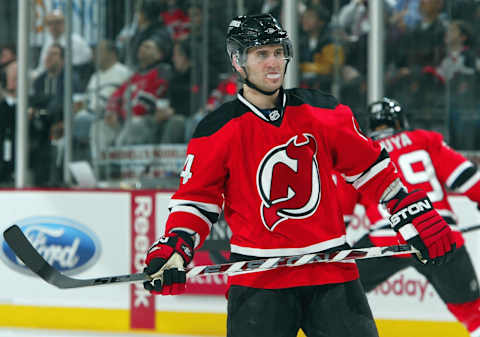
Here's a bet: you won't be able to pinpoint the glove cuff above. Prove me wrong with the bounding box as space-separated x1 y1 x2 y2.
170 230 195 266
172 230 195 250
397 223 419 241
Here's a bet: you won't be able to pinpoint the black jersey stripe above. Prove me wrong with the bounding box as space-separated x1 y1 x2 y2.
449 164 478 190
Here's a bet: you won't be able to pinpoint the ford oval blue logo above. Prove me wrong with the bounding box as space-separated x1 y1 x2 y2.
1 216 101 276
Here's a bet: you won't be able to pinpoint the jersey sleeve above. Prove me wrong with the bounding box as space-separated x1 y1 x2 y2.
332 172 360 226
329 104 401 204
427 131 480 203
164 132 229 248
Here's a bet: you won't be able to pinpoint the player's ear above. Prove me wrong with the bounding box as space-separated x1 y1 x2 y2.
232 55 246 77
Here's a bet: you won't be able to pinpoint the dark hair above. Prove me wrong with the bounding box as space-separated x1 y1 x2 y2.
139 0 163 23
304 4 331 23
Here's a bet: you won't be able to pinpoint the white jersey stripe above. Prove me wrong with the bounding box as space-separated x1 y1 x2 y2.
230 235 346 257
170 205 213 231
352 158 391 190
342 172 362 183
168 199 222 214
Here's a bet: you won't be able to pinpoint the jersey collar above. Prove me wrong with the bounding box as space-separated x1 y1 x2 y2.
237 88 286 126
368 128 397 140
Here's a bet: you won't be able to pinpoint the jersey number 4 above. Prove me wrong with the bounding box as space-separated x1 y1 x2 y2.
180 154 194 184
397 150 443 202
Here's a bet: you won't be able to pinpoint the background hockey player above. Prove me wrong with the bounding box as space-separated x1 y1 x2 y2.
337 97 480 336
142 15 456 337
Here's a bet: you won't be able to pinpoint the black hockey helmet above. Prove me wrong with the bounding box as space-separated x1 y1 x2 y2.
226 14 293 67
367 97 408 131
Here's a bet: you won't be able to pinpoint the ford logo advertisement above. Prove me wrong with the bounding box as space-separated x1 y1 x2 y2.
1 216 101 276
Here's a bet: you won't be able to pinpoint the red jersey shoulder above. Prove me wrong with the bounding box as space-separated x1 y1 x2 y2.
406 129 444 147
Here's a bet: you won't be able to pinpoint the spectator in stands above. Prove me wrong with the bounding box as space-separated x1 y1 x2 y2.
389 0 421 33
32 10 93 89
169 38 201 118
151 98 185 144
159 0 190 40
338 0 369 44
128 0 172 66
385 0 446 129
75 39 131 161
30 43 81 186
185 72 239 142
86 40 131 115
105 37 172 146
0 45 17 184
298 4 344 92
169 38 238 141
435 21 479 149
392 0 446 70
436 20 476 82
187 2 228 90
0 45 17 99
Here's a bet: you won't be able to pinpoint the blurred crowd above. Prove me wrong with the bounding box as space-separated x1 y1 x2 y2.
0 0 479 187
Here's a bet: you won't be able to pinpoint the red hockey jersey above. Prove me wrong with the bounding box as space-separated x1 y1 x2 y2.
106 63 171 120
165 88 400 289
343 129 480 250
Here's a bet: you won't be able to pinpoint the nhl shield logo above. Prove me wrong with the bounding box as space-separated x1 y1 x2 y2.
257 134 321 231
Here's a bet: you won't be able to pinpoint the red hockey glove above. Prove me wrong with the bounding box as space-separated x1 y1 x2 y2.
143 231 194 295
387 189 456 265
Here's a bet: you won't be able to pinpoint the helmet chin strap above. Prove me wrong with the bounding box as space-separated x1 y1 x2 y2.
244 77 279 96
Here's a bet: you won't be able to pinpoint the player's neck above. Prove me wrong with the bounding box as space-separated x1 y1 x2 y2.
242 84 279 109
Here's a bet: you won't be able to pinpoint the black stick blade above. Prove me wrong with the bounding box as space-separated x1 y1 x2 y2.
3 225 148 289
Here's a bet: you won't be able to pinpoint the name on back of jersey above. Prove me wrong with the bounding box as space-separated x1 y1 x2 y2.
379 133 412 153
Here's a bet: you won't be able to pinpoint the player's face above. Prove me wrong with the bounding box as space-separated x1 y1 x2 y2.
245 44 287 92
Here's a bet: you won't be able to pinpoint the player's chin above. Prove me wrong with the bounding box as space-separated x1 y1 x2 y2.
263 82 282 92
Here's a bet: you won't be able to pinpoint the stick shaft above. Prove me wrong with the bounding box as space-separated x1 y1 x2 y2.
4 224 419 289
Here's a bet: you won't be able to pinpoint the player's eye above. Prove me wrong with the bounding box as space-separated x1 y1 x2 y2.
256 50 269 59
274 48 285 58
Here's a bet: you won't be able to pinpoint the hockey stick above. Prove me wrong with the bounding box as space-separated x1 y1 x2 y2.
458 224 480 234
367 223 480 236
3 224 419 289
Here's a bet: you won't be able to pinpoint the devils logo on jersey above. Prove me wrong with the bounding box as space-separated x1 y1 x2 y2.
257 134 321 231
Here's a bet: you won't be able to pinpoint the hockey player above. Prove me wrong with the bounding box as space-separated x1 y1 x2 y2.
142 15 456 337
340 97 480 336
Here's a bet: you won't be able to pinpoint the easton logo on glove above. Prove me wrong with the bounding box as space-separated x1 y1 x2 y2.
390 198 432 228
387 189 456 265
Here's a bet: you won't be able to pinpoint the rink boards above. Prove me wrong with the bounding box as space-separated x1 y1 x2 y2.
0 189 478 337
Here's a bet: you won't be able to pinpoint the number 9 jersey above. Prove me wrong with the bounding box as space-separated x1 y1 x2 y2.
373 128 480 248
